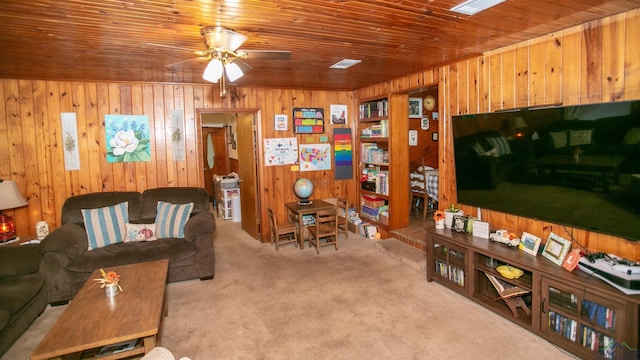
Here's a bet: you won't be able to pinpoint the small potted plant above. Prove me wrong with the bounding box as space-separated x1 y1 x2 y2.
444 203 463 229
433 210 445 229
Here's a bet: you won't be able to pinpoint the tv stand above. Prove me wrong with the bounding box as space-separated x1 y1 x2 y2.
427 228 640 359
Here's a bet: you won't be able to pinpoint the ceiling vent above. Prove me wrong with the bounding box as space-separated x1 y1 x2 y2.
450 0 506 16
330 59 362 69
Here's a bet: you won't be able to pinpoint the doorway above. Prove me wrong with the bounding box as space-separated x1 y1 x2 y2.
199 110 261 240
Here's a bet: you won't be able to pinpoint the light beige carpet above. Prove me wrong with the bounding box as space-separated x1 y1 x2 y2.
3 219 578 360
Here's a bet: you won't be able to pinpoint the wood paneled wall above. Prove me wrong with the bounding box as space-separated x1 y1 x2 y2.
2 9 639 258
357 9 640 259
0 81 355 239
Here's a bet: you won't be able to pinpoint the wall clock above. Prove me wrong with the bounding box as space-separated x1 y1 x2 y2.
423 95 436 111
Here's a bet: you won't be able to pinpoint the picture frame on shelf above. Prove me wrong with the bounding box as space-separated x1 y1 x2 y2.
408 98 422 118
541 232 572 266
452 215 468 233
519 232 541 256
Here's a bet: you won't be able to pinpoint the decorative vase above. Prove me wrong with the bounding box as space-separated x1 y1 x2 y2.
444 210 463 229
435 219 445 229
105 284 118 298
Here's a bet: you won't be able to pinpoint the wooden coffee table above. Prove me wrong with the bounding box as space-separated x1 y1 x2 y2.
31 259 169 360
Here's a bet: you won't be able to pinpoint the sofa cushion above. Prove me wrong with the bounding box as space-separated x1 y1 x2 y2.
155 202 193 238
140 187 209 223
62 192 142 226
82 202 129 250
0 245 42 278
0 273 44 315
67 239 197 273
124 223 157 242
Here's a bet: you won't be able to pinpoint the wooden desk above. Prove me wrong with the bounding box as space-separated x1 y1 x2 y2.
285 200 335 250
31 259 169 360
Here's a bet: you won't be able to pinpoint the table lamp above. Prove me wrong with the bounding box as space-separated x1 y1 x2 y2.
0 180 29 242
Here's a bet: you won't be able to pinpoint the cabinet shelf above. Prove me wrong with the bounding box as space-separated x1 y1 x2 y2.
360 115 388 122
360 137 388 142
361 161 389 167
359 189 388 199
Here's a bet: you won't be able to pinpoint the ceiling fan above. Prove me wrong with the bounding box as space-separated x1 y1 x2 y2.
153 26 291 97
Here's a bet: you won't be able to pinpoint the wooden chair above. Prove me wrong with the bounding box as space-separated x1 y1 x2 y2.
307 208 339 254
267 208 298 251
336 198 349 238
410 162 429 220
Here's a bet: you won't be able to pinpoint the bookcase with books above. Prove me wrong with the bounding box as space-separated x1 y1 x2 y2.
426 228 640 360
356 94 409 237
358 98 390 231
430 237 468 296
541 278 629 359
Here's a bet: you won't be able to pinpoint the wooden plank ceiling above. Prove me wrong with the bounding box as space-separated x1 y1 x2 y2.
0 0 638 90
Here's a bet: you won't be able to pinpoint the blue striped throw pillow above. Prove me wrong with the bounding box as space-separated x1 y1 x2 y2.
81 202 129 251
155 201 194 238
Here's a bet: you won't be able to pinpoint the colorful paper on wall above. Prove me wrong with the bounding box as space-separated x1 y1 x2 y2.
299 143 331 172
264 137 298 166
333 128 353 180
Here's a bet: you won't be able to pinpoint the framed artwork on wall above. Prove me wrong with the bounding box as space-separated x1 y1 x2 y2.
408 98 422 118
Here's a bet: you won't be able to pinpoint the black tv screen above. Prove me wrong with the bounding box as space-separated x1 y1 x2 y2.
452 100 640 241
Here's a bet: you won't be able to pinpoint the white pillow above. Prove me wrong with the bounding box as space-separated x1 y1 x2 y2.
549 131 568 148
82 202 128 251
124 223 157 242
486 136 512 157
569 129 592 146
623 128 640 145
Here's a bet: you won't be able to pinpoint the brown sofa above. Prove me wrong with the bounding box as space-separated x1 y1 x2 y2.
0 244 47 357
41 187 216 305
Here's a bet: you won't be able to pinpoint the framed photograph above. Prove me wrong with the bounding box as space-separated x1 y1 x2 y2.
421 117 430 130
452 215 468 233
519 232 541 256
541 232 572 266
275 114 288 131
408 98 422 118
330 104 347 125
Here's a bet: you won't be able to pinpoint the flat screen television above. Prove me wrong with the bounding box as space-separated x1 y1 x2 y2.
452 100 640 242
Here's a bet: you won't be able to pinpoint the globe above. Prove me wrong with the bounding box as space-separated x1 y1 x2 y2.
293 178 314 205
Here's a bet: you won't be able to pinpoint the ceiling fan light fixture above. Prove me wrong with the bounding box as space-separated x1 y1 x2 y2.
203 58 224 83
450 0 506 15
200 26 248 52
225 62 244 82
330 59 362 69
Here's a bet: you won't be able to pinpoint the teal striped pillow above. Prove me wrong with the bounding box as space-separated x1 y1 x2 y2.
81 202 129 250
155 201 193 238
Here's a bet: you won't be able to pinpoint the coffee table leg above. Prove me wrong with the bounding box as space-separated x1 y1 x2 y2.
143 335 157 353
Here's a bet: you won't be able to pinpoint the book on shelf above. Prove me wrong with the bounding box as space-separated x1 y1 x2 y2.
485 273 529 299
359 99 388 119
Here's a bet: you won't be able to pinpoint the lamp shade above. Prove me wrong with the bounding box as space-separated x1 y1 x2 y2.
0 180 27 242
225 61 244 82
0 180 28 210
202 58 224 83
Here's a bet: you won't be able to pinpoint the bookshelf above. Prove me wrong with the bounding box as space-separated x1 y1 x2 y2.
356 95 409 237
358 98 390 232
427 228 640 360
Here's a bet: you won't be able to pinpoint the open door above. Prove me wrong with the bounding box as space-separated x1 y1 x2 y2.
236 112 260 240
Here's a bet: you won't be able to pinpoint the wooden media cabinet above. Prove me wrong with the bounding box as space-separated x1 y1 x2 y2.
426 228 640 360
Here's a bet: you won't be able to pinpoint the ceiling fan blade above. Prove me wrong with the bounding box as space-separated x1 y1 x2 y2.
239 50 292 61
166 56 209 68
233 59 253 72
143 42 200 53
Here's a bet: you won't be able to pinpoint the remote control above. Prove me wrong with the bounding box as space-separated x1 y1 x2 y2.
612 264 640 275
